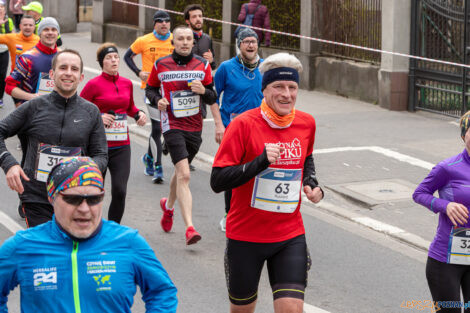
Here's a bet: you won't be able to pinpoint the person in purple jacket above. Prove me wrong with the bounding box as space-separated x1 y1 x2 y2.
237 0 270 47
413 111 470 312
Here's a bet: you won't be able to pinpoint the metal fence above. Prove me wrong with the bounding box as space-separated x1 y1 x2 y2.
321 0 382 63
409 0 469 117
172 0 301 48
259 0 300 49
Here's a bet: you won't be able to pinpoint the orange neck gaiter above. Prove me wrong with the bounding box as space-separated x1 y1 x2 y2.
260 99 295 129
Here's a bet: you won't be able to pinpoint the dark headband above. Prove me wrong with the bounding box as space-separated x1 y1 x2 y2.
261 67 300 91
98 46 119 68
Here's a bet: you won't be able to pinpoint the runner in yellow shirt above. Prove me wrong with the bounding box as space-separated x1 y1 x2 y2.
124 10 174 184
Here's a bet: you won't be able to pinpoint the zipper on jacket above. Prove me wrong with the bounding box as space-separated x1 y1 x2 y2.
113 80 119 94
71 241 82 313
58 97 68 146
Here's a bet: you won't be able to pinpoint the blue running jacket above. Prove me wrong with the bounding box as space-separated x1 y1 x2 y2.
0 218 177 313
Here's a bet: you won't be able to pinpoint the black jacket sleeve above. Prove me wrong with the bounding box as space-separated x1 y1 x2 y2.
124 48 141 77
0 102 31 174
201 82 217 104
145 84 162 108
303 154 324 198
210 147 271 193
209 40 216 70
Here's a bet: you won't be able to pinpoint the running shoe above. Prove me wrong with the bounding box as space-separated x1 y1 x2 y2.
219 214 226 232
189 164 196 171
153 165 164 184
0 99 3 108
160 198 174 232
185 226 201 245
142 153 155 176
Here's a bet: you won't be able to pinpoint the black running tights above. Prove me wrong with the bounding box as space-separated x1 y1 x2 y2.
148 118 162 167
104 145 131 224
426 256 470 312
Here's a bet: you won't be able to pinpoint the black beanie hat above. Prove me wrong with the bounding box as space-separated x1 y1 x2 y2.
153 10 170 24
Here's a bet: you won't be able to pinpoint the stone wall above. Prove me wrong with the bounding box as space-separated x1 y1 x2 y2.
41 0 78 33
213 41 378 102
315 57 379 103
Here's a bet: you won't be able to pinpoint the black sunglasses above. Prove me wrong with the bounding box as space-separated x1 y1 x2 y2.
155 18 170 23
59 191 105 206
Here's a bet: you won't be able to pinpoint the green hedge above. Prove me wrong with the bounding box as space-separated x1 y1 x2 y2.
172 1 223 40
239 0 300 49
170 1 300 48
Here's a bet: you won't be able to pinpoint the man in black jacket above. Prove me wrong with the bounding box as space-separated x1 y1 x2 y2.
184 4 216 70
184 4 217 123
183 4 224 170
0 49 108 227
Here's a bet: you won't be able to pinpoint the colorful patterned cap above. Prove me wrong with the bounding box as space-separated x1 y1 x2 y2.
46 157 104 204
461 111 470 140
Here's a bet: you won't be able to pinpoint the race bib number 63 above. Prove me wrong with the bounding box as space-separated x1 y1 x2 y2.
251 168 302 213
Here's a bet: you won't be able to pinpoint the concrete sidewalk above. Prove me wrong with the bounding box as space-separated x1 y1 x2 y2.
62 26 464 253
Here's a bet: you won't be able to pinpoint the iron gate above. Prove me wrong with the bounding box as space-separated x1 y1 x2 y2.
409 0 470 117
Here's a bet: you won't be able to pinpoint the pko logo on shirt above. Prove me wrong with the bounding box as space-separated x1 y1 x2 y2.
33 267 58 291
265 138 302 165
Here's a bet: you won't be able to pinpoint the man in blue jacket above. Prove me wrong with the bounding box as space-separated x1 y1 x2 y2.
0 157 178 313
214 27 264 231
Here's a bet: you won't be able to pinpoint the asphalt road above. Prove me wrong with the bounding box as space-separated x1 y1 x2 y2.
0 29 448 313
0 116 432 313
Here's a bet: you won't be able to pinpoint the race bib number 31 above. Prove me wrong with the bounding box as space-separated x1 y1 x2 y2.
170 90 200 118
105 114 128 141
35 144 82 182
251 168 302 213
448 227 470 264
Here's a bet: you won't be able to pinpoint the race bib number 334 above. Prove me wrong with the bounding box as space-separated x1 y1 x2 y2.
251 168 302 213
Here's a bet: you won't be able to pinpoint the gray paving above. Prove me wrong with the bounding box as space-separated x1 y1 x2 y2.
0 23 456 313
59 23 461 252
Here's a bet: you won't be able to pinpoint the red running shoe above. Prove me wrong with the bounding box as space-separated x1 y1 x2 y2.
185 226 201 245
160 198 174 232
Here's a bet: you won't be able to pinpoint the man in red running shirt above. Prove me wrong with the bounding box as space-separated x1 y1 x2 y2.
146 25 222 245
211 52 323 313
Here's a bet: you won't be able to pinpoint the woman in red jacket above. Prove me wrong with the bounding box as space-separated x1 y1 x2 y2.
81 42 147 223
